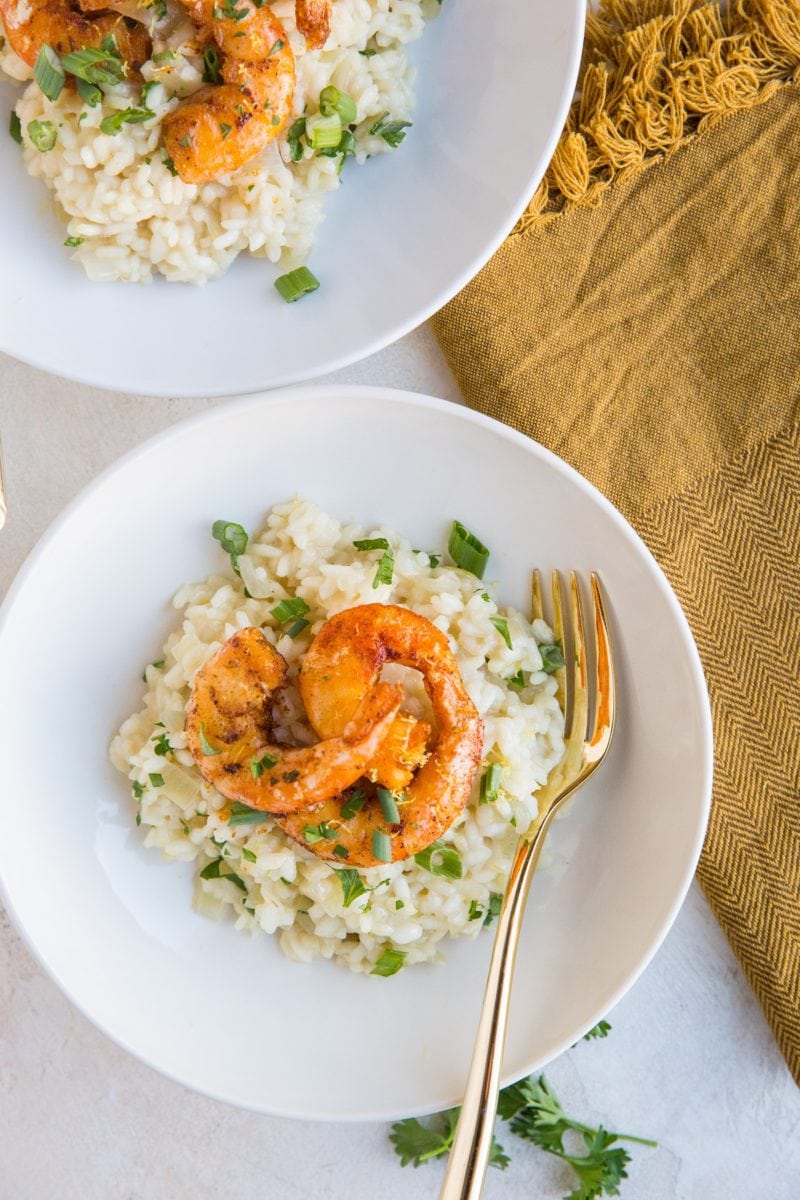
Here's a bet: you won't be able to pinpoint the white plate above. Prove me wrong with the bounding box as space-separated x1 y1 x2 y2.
0 387 712 1120
0 2 584 397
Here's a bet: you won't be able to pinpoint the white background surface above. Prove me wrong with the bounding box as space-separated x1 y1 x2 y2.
0 332 797 1198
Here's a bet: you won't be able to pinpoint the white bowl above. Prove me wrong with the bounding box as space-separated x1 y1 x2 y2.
0 386 712 1120
0 2 584 396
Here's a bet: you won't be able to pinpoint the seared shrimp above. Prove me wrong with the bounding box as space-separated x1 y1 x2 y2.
185 626 403 814
0 0 151 70
295 0 331 49
274 605 484 866
162 0 295 184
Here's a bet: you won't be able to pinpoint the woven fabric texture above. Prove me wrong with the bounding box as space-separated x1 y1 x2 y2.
433 1 800 1081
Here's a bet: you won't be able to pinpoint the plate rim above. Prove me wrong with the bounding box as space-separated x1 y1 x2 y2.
0 1 586 397
0 384 713 1120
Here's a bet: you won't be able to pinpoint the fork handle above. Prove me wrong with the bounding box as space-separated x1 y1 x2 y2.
438 810 556 1200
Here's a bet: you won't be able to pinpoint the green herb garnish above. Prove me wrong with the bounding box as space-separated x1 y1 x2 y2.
583 1020 612 1041
9 111 22 144
199 723 222 757
251 752 279 778
241 846 257 863
335 868 367 907
353 537 394 588
341 789 366 819
64 236 84 247
61 42 125 85
271 596 310 623
202 45 222 83
148 772 165 787
468 899 483 921
287 116 306 161
370 947 406 977
303 822 338 844
152 731 171 756
199 859 247 891
132 780 145 799
229 801 269 826
483 892 503 926
369 112 412 147
539 642 566 674
490 616 513 650
390 1108 508 1169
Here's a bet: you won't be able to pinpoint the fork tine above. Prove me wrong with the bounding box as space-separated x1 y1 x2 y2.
587 574 616 762
530 570 543 622
550 570 567 718
569 572 589 744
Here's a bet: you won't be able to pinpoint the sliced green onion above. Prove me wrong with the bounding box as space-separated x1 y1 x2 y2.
333 844 349 859
148 772 165 788
468 899 483 921
353 537 389 550
507 669 526 690
395 899 404 909
76 76 102 107
480 763 502 804
100 107 154 135
539 642 566 674
490 616 513 650
9 111 22 145
414 840 462 879
341 789 366 819
271 596 310 623
377 787 401 824
305 111 341 150
162 152 178 176
151 49 176 64
267 37 284 55
287 617 309 639
241 846 257 863
228 801 269 826
336 868 367 907
369 112 411 148
219 122 232 140
372 830 392 863
34 45 65 102
199 723 222 757
202 45 222 84
449 520 490 579
370 947 406 977
274 266 320 303
212 518 248 558
27 120 57 152
319 85 357 124
61 44 125 85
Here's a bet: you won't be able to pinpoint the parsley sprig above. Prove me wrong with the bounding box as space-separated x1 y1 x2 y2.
390 1070 656 1199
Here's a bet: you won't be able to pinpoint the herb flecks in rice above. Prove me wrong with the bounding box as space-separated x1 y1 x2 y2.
109 498 565 974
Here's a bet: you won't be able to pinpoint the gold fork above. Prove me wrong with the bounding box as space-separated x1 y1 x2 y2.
439 572 616 1200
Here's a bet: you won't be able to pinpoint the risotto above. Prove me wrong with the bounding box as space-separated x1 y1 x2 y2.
0 0 429 284
110 498 566 975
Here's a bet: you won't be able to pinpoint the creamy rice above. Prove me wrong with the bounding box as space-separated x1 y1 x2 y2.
109 498 565 975
0 0 428 283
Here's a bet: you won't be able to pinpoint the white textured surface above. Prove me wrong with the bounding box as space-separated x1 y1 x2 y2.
0 332 797 1198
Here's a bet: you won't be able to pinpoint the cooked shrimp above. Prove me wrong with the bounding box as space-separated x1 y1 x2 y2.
295 0 331 49
0 0 150 70
185 626 403 814
162 0 295 184
273 604 484 866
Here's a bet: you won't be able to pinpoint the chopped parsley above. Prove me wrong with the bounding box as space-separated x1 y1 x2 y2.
370 947 406 977
369 112 412 148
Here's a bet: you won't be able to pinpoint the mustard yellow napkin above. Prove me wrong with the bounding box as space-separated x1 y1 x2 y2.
434 0 800 1082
